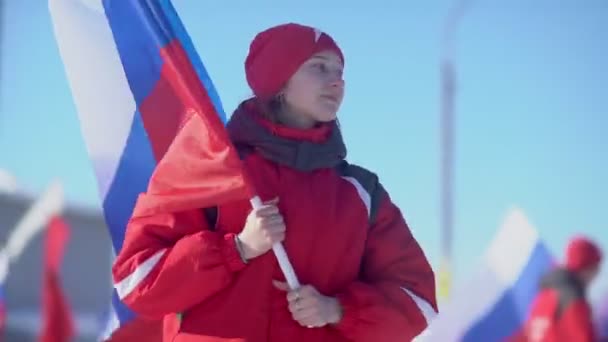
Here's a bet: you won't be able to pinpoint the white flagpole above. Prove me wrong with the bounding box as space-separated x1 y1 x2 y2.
250 196 300 290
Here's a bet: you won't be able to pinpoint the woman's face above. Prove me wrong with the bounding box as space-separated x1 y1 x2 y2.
282 50 345 127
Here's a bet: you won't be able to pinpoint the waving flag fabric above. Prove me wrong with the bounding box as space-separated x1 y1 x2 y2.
39 216 74 342
49 0 254 339
418 209 554 342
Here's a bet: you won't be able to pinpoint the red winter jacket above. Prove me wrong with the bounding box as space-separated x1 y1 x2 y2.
112 99 438 342
516 268 597 342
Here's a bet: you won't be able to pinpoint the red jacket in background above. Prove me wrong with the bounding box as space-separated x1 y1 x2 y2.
111 100 438 342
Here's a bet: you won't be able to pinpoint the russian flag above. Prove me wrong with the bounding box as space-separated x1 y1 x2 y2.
40 216 74 342
418 208 555 341
49 0 256 339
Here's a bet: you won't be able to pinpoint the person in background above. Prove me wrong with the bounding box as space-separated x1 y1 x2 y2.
521 236 603 342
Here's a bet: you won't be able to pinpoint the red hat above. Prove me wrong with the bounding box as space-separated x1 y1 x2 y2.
245 23 344 99
565 236 603 272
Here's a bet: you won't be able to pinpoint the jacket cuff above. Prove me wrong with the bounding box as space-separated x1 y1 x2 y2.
221 233 247 272
333 289 360 334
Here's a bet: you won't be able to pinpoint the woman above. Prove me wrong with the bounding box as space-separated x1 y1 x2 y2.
112 23 437 342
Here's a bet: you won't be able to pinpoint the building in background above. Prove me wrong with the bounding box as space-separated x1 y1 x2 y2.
0 178 112 342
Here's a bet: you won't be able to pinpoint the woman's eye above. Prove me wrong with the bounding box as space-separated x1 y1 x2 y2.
312 63 327 73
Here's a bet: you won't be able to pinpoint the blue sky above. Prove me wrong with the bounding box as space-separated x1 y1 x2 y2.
1 1 607 298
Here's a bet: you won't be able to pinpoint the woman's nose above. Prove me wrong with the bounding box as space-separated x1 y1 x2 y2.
329 76 344 88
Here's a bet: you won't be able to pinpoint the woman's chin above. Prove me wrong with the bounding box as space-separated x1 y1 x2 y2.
315 113 337 123
314 106 339 122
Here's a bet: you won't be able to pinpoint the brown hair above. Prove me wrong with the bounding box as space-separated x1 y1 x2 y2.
253 94 284 124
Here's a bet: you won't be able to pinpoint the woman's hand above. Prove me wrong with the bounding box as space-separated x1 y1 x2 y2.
273 281 343 328
237 197 285 261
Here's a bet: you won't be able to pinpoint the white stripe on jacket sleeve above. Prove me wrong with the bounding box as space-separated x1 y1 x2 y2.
114 249 167 299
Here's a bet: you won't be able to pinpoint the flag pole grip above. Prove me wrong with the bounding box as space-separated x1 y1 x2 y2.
250 196 301 290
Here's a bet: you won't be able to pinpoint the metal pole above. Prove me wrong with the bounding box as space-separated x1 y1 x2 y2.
438 0 473 302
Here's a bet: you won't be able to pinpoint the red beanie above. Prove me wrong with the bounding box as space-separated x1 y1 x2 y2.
245 23 344 99
565 236 603 272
